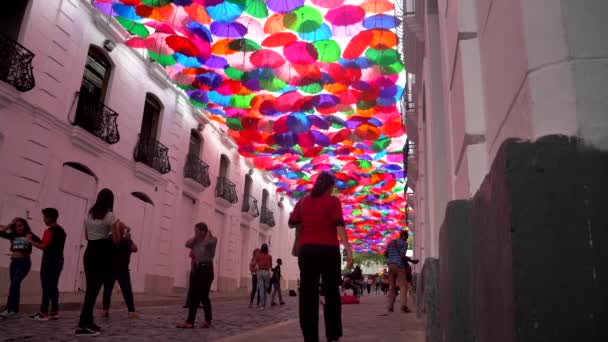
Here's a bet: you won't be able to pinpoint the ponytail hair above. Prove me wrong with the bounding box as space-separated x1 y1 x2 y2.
311 172 335 198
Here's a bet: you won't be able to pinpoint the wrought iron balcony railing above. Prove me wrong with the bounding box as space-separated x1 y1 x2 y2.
184 153 210 187
215 176 238 204
242 195 260 217
0 33 35 92
74 93 120 144
260 207 276 227
133 135 171 174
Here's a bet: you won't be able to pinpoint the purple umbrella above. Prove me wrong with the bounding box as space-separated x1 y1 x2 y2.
210 22 247 38
204 55 228 68
267 0 305 13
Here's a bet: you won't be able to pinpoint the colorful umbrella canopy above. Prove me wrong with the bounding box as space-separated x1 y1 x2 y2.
92 0 407 253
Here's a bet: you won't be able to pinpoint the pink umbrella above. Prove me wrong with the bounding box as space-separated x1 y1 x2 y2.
250 50 286 68
311 0 345 8
283 41 318 65
325 5 366 26
226 51 256 71
236 16 264 37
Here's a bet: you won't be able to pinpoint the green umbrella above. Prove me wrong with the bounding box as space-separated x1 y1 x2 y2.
284 6 323 33
298 82 323 94
227 38 262 52
116 17 150 38
372 137 391 152
357 100 376 110
260 77 287 91
148 51 176 66
381 61 404 75
190 99 207 108
230 94 255 109
245 0 269 18
141 0 171 6
365 48 400 66
313 40 341 63
224 66 245 80
226 117 244 131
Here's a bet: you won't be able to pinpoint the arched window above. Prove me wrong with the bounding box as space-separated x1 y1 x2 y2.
75 45 113 128
131 192 154 205
140 93 162 140
219 154 229 178
262 189 269 210
188 129 203 157
62 162 98 181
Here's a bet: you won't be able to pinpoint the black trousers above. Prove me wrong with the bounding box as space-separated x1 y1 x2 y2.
40 260 63 314
186 263 214 324
102 266 135 312
78 239 112 328
298 244 342 342
250 273 259 305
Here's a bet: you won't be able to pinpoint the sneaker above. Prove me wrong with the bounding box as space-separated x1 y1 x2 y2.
271 302 277 306
201 321 211 329
89 323 102 332
49 312 60 320
75 327 100 337
128 312 139 319
4 312 19 319
0 310 9 317
30 312 49 321
280 302 286 305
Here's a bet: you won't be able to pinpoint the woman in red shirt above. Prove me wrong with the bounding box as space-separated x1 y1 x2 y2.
289 172 353 342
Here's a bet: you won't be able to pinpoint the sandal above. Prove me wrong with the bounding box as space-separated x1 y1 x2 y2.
401 306 412 313
176 322 194 329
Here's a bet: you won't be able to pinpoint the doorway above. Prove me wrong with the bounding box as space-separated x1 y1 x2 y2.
174 194 196 288
212 210 226 291
56 163 97 292
120 192 154 293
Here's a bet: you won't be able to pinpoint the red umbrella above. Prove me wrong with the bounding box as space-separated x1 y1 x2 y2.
250 49 285 68
166 35 199 56
262 32 298 47
343 30 374 59
325 5 366 26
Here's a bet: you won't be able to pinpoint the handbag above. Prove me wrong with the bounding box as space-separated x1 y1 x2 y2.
290 199 303 257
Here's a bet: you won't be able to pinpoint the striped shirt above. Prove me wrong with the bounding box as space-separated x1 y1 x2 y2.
386 239 408 268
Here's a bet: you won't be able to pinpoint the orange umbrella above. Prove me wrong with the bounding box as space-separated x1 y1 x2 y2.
360 0 394 13
184 3 211 24
212 39 237 55
264 13 285 34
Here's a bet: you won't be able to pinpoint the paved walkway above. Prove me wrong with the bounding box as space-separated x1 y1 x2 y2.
0 293 425 341
218 294 425 342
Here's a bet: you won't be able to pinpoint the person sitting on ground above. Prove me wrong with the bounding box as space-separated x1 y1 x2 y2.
340 278 359 304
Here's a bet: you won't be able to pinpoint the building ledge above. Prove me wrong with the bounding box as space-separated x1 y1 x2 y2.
147 63 173 89
183 177 206 197
70 126 110 156
215 196 234 208
134 162 166 185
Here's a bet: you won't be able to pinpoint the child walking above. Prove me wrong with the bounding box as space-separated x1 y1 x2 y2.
270 258 285 306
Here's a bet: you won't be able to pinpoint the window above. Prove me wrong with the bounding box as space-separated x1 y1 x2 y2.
0 0 29 40
219 154 229 178
74 46 112 127
188 129 203 157
140 93 162 140
262 189 269 209
243 174 252 198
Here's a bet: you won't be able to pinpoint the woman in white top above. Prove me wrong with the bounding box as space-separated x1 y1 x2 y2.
75 188 122 337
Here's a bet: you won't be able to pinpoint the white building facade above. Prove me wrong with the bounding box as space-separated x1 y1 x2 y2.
403 0 608 265
0 0 298 297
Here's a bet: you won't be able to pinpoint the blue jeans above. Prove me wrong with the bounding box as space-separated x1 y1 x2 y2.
7 257 31 313
256 270 271 307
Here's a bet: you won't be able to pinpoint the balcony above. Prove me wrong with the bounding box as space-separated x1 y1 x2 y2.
184 154 211 187
133 136 171 175
73 93 120 144
260 207 276 228
0 34 35 92
242 195 260 217
215 176 238 204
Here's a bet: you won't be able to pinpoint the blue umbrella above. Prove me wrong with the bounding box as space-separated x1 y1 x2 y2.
362 14 401 29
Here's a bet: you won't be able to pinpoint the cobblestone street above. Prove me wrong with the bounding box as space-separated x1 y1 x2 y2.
0 294 421 341
0 296 298 342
